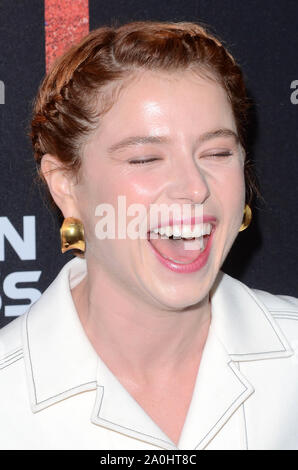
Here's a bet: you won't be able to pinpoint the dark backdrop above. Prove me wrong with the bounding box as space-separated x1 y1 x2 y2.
0 0 297 328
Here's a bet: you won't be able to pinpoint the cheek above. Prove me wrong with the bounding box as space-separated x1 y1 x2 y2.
126 177 161 200
108 170 164 207
77 168 162 240
224 173 245 232
210 163 245 202
223 172 245 205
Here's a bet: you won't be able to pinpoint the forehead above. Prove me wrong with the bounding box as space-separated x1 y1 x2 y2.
94 69 235 141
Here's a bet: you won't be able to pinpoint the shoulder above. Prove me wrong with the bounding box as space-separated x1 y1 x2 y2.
0 256 86 367
216 271 298 352
0 315 24 370
251 286 298 345
252 287 298 313
251 287 298 320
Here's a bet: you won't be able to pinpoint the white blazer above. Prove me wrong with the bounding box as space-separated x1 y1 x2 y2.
0 257 297 450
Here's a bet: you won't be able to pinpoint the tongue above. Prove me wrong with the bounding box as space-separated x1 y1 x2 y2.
149 236 205 263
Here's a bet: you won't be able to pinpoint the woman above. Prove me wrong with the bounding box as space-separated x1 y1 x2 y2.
0 20 297 450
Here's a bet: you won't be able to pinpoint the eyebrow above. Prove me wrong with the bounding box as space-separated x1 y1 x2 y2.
106 128 240 154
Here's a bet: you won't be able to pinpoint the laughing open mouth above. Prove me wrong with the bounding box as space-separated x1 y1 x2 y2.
147 223 213 265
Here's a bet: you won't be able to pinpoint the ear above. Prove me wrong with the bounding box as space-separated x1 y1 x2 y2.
40 154 79 218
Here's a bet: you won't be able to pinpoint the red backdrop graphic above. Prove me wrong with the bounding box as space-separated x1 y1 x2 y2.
44 0 89 72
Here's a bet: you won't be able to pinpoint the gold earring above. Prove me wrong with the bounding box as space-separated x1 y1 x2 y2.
60 217 85 253
239 204 252 232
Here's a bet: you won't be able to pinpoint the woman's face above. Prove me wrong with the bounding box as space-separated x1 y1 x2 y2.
71 69 245 310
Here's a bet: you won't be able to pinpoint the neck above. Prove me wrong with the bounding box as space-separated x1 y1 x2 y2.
72 259 211 385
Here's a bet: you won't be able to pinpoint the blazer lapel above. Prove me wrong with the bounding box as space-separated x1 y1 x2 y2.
91 356 177 449
21 257 98 412
177 321 254 450
210 271 294 362
176 271 294 450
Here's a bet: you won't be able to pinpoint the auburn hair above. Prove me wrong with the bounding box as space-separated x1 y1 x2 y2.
30 20 258 211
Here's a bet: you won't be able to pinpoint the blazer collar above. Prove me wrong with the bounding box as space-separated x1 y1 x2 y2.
209 271 293 361
22 257 98 413
21 257 293 449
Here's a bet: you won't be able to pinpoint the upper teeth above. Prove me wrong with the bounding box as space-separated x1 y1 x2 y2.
150 223 212 239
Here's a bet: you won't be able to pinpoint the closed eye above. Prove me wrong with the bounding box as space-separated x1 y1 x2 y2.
203 152 233 158
129 152 232 165
129 158 160 165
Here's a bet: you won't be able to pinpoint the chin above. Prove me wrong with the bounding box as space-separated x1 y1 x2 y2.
150 283 210 310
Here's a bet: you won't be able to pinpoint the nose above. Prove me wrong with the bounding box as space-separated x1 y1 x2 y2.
166 155 210 205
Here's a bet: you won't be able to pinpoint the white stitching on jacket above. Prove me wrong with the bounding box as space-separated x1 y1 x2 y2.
95 386 175 446
0 355 23 370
